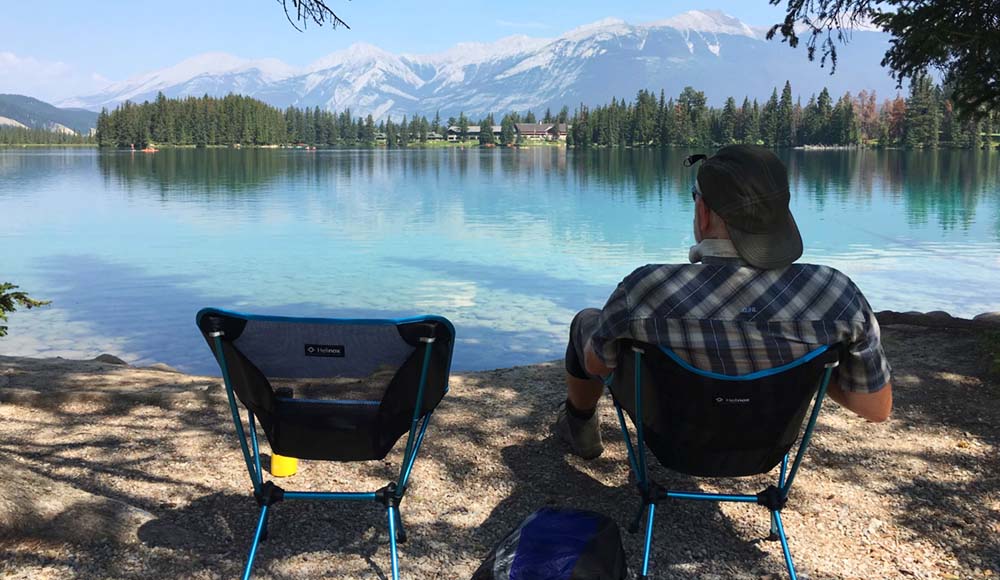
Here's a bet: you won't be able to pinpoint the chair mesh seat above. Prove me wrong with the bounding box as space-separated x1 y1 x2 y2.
607 339 841 580
195 307 455 580
198 310 453 462
611 342 838 477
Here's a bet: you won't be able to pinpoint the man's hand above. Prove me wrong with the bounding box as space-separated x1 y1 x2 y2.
583 340 612 377
825 381 893 422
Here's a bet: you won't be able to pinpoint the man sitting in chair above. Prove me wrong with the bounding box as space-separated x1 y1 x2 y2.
556 145 892 459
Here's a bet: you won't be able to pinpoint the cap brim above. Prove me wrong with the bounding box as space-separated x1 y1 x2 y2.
727 210 803 269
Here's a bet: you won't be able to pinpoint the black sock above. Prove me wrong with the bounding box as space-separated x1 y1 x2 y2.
565 398 596 420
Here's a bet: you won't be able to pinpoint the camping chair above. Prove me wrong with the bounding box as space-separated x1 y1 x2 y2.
606 339 840 580
195 307 455 580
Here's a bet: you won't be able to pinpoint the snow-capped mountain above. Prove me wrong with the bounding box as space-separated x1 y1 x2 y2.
60 10 898 119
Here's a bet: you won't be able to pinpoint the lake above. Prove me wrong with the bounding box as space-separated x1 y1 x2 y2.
1 147 998 374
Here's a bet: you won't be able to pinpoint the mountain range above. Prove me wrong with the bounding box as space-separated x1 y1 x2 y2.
57 10 900 122
0 94 98 135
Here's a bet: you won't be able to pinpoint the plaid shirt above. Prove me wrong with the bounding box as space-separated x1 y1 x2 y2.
591 240 891 394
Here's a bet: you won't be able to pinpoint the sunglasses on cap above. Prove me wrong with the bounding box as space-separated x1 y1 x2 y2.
686 154 707 202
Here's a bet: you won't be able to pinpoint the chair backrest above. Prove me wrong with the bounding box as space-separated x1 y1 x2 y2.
196 308 455 452
609 339 840 477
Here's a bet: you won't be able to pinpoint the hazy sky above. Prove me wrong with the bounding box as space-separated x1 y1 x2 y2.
2 1 790 102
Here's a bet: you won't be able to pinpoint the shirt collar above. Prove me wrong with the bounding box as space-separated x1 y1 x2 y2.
688 239 746 265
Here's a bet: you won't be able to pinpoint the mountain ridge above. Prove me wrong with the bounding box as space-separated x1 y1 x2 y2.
0 94 98 134
58 9 900 120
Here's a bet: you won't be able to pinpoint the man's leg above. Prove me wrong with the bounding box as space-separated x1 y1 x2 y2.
555 309 605 459
566 374 604 416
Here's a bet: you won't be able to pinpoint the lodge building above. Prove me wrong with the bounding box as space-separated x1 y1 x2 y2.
445 123 569 142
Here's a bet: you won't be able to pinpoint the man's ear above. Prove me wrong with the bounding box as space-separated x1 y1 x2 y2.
696 197 712 232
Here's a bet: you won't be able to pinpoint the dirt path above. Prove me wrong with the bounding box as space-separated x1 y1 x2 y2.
1 323 997 579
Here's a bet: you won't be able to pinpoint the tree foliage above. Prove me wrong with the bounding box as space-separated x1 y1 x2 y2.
479 114 496 145
565 79 996 149
767 0 1000 118
277 0 349 31
0 127 92 145
92 83 997 151
0 283 49 338
95 93 426 147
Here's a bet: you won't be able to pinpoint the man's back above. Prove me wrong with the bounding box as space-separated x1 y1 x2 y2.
591 252 891 395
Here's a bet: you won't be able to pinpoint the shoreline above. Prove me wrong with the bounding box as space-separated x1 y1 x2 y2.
1 311 998 578
6 309 996 376
5 142 1000 151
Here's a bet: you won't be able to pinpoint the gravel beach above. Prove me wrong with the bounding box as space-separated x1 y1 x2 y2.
1 321 998 579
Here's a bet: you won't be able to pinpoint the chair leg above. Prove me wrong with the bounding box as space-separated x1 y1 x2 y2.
387 505 401 580
640 503 656 579
242 504 270 580
772 510 798 580
394 508 407 543
768 511 780 541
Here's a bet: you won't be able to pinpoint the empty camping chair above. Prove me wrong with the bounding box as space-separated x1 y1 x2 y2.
606 339 840 580
196 307 455 580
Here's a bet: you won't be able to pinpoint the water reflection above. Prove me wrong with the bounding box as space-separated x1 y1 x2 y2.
2 147 998 372
91 148 1000 238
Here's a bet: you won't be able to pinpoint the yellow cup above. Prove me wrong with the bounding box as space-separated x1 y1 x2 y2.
270 453 298 477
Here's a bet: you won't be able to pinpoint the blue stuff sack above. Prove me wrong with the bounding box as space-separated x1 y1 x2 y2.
472 508 627 580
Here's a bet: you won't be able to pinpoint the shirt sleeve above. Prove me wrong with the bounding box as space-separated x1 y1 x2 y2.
590 279 633 369
837 293 892 393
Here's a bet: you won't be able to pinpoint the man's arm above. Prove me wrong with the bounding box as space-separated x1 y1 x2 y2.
825 381 892 422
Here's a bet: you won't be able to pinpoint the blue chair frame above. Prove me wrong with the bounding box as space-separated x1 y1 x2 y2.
203 311 453 580
610 344 838 580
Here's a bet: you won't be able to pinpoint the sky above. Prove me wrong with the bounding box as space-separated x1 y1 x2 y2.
1 1 789 102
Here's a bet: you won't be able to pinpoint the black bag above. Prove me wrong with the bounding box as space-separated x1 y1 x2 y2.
472 508 627 580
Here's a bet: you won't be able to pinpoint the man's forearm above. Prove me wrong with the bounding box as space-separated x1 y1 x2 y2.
825 380 893 422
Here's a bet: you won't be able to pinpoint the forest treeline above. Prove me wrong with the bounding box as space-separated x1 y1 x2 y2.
566 76 996 149
93 77 998 150
0 126 93 145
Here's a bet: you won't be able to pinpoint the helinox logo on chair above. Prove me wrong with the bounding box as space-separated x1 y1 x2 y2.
304 344 345 357
714 396 751 405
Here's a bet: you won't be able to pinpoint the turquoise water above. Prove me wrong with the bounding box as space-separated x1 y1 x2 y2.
1 147 998 374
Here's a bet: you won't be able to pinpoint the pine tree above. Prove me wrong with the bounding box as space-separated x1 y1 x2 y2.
557 106 569 124
816 88 833 144
458 112 469 141
386 117 397 148
500 114 516 146
720 97 737 144
761 88 780 147
905 73 939 148
401 115 411 147
747 100 761 144
778 81 795 147
96 108 112 147
362 115 376 144
572 104 591 148
479 114 495 145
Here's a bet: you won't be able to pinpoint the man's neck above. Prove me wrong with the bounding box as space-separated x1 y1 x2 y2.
689 238 744 265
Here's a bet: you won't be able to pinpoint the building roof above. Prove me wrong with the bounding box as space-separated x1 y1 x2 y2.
515 123 554 135
447 125 503 134
514 123 569 135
